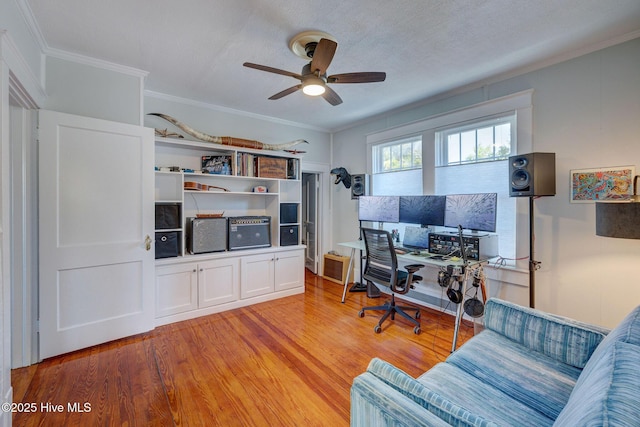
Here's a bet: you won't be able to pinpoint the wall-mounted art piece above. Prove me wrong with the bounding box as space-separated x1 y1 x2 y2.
570 166 635 203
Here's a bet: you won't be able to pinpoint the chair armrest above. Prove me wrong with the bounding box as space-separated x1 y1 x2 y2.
484 298 608 368
404 263 425 274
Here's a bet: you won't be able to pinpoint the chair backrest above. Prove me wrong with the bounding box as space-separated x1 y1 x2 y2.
361 228 400 291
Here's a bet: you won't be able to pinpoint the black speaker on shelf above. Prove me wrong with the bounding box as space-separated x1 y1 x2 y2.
351 174 369 199
509 152 556 197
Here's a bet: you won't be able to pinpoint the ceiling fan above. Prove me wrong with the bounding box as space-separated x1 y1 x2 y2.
243 31 386 106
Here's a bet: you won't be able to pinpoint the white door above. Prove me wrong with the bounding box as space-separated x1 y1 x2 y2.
302 173 319 273
39 110 155 359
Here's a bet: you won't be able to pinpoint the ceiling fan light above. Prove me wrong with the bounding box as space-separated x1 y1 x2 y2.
302 78 326 96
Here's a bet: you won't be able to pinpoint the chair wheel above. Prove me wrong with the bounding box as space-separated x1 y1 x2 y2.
358 310 365 318
415 311 421 319
374 325 382 334
414 326 421 335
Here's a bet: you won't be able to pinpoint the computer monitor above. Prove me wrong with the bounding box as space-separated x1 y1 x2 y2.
358 196 400 223
402 226 430 250
444 193 497 233
399 195 446 226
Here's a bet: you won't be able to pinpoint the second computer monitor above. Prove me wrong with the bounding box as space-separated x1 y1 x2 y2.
399 195 446 226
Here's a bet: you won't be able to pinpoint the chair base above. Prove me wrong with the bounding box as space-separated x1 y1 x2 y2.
358 294 421 334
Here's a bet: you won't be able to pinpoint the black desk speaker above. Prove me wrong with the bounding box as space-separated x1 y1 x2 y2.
509 152 556 197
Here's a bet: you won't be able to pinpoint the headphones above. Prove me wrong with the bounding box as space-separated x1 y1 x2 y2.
441 265 465 304
447 278 464 304
463 273 485 317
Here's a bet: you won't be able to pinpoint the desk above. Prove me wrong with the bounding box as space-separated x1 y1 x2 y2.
338 240 487 351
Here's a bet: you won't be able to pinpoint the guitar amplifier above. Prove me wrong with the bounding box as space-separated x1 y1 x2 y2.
228 216 271 250
186 217 227 254
323 253 353 284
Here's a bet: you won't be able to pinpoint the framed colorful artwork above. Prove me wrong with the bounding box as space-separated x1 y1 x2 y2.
570 166 635 203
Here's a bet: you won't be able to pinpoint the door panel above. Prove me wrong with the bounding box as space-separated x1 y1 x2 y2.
39 110 154 359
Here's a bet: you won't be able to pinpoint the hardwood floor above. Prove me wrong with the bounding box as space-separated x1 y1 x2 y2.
12 271 474 426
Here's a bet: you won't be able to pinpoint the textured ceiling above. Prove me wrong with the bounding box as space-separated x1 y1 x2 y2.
25 0 640 131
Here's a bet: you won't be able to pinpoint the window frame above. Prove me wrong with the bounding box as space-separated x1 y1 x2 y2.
366 90 533 272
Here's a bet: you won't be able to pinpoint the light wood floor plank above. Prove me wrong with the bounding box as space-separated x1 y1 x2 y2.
12 271 475 426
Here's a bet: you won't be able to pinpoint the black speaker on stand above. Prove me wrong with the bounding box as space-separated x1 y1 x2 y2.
509 152 556 308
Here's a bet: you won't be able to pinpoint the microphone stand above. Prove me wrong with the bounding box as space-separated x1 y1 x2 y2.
451 225 470 352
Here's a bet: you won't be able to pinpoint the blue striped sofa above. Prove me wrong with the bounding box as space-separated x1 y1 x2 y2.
351 298 640 426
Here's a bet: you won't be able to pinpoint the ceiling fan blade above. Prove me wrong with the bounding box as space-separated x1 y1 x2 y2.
310 38 337 75
243 62 302 80
268 85 302 100
327 72 386 84
322 85 343 106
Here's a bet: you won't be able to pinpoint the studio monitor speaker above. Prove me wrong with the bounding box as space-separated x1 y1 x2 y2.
351 174 369 199
509 152 556 197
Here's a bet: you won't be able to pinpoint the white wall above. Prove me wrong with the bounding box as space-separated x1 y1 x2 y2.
332 37 640 328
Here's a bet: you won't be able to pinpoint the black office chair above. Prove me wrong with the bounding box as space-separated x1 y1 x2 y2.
357 228 424 334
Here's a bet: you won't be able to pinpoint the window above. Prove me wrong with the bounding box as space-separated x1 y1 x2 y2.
435 114 516 261
367 90 533 267
371 136 423 196
439 115 514 165
374 136 422 173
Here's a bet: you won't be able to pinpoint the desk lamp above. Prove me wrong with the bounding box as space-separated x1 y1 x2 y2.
596 176 640 239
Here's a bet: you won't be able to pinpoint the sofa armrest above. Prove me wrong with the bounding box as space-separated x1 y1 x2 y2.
483 298 609 368
360 358 498 427
351 372 451 427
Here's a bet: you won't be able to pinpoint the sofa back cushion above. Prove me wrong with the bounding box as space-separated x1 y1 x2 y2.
483 299 608 368
553 341 640 426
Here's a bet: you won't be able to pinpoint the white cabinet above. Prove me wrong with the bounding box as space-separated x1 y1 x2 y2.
153 136 305 326
274 249 305 292
198 258 240 308
240 249 305 299
156 263 198 317
240 253 275 299
156 257 240 317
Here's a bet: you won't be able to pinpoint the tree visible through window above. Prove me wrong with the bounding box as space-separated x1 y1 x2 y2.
376 136 422 173
442 116 513 165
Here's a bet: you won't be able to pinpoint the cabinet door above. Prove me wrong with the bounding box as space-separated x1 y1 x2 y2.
274 249 305 292
240 253 275 299
198 258 240 308
156 264 198 317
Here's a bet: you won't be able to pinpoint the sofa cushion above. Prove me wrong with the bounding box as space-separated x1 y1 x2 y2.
446 329 582 420
483 298 608 368
418 362 555 427
553 341 640 426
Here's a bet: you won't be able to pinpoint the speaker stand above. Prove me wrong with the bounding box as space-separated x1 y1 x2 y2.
529 197 541 308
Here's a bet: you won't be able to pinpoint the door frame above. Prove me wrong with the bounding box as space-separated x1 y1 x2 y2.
302 172 319 273
301 161 330 277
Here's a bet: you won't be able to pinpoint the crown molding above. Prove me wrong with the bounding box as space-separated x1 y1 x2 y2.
144 90 329 133
0 30 46 107
45 47 148 78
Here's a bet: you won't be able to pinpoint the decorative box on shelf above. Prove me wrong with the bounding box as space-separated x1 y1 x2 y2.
257 157 288 179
